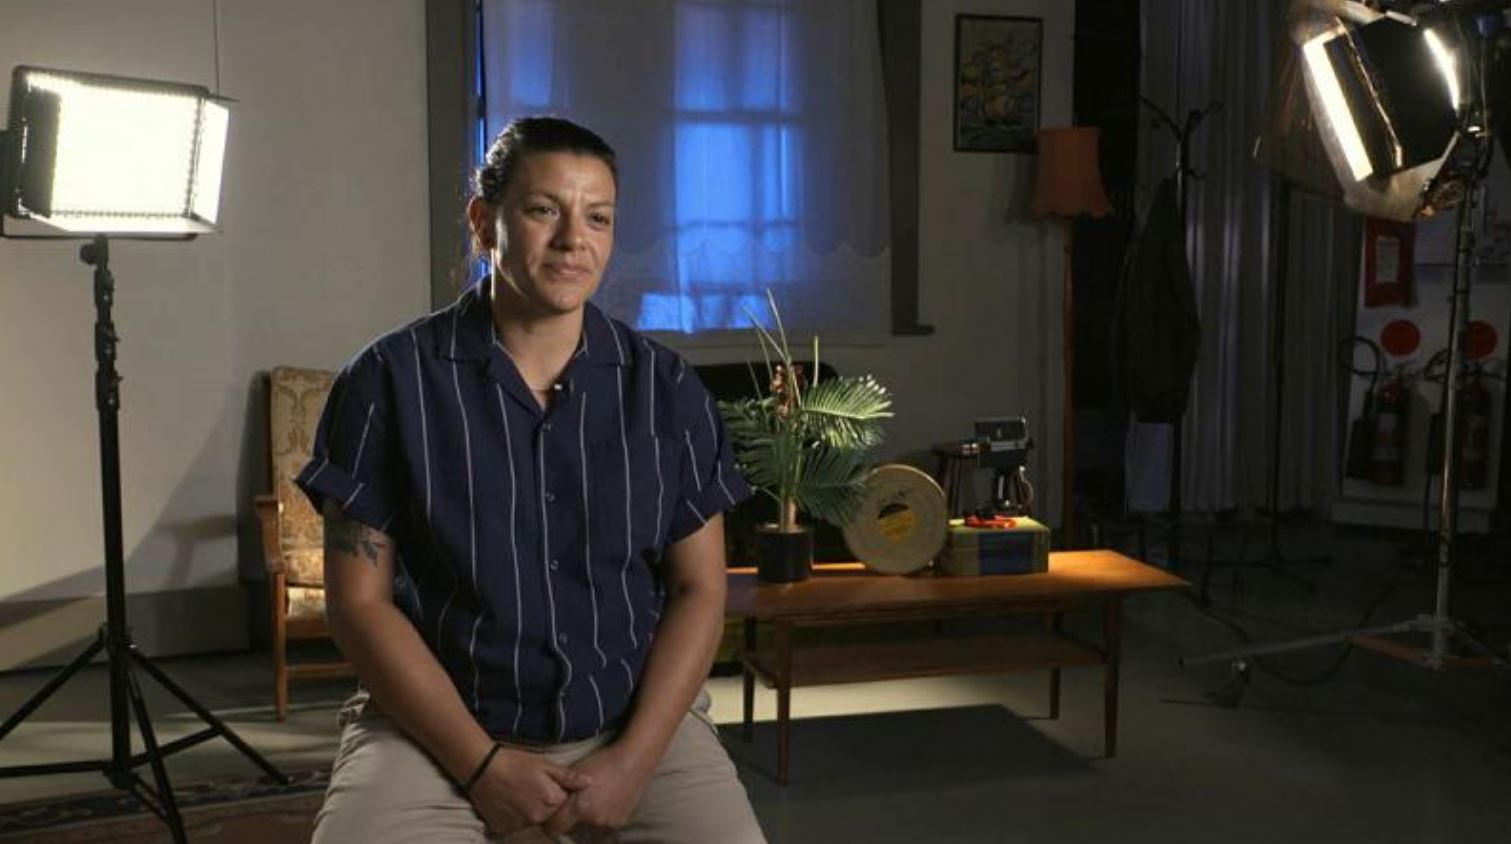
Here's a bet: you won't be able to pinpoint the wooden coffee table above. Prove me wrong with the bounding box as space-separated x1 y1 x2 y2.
725 550 1187 783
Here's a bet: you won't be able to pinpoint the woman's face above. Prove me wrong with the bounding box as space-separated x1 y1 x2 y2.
472 151 617 319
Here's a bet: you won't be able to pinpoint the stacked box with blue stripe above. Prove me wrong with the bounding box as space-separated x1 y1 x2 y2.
936 517 1050 575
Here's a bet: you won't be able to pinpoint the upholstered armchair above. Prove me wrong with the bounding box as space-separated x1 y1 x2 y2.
254 366 351 720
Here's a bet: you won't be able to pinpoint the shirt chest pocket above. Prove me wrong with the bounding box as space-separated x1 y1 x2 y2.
587 434 682 562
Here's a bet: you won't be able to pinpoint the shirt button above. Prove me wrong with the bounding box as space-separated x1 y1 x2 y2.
557 632 568 645
542 422 553 432
549 558 560 571
544 491 556 503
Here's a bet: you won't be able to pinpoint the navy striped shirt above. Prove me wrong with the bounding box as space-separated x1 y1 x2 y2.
296 281 752 743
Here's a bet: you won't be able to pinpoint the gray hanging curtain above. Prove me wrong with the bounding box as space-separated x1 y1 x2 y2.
1130 0 1361 514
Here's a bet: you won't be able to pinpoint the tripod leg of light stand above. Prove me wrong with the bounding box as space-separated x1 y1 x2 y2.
0 633 105 745
0 236 286 837
1347 615 1505 670
123 663 188 844
129 648 289 783
1178 618 1421 667
1441 619 1507 667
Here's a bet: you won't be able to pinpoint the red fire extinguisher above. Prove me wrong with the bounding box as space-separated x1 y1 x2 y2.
1371 369 1409 486
1460 364 1492 490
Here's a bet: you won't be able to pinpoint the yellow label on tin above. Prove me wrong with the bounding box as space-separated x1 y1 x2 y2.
877 508 916 543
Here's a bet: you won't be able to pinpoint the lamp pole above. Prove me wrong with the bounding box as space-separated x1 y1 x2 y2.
1031 126 1112 547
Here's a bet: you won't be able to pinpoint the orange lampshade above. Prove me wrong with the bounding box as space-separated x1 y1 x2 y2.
1031 127 1113 218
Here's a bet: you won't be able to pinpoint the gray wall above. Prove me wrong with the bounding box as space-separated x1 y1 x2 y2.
0 0 1072 668
0 0 430 668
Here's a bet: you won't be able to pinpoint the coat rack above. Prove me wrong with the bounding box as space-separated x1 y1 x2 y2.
1138 95 1221 570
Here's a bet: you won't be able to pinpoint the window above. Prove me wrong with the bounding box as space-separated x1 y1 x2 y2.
479 0 890 336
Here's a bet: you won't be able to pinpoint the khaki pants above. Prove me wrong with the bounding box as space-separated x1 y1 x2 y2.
311 689 766 844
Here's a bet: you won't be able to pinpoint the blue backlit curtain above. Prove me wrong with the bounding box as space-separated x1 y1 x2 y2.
481 0 891 335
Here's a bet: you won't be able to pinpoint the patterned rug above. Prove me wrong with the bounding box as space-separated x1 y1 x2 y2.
0 767 328 843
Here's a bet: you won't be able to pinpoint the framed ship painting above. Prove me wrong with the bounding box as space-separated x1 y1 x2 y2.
954 14 1042 153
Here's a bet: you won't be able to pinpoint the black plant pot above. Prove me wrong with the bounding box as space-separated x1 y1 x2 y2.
755 524 813 583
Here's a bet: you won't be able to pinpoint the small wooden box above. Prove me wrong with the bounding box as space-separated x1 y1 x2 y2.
936 517 1050 576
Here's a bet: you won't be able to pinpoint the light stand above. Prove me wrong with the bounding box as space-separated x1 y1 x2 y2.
0 236 287 843
1184 8 1509 675
1249 177 1333 581
0 67 284 844
1184 165 1504 674
1195 176 1333 604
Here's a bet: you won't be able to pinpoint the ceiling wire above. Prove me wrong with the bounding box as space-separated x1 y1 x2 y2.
212 0 223 94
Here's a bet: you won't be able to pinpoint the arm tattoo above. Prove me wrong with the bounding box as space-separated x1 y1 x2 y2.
324 509 391 568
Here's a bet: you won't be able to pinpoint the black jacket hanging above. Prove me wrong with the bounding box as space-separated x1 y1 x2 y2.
1111 176 1201 422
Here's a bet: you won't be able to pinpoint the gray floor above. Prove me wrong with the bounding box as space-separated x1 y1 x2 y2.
2 522 1509 843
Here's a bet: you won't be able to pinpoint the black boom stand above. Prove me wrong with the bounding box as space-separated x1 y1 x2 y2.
1194 177 1332 605
0 236 286 843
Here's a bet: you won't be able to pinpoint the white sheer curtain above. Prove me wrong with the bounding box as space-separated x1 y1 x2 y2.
1132 0 1359 513
481 0 891 336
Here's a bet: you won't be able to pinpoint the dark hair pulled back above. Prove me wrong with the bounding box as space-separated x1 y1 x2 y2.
473 116 618 206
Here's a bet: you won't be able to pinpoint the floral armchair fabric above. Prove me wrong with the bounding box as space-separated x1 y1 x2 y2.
254 366 350 719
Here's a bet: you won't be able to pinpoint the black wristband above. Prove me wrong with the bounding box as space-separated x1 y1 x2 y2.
463 741 504 793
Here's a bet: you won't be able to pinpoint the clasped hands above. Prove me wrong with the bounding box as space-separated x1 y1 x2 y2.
469 742 650 841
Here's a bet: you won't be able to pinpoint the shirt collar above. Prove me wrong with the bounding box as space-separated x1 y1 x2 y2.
437 278 628 368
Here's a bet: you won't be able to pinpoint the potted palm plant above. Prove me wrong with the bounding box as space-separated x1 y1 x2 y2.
720 293 893 582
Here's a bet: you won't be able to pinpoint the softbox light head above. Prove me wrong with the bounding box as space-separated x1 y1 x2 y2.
1262 1 1511 221
1304 16 1459 181
2 66 229 235
1296 9 1463 221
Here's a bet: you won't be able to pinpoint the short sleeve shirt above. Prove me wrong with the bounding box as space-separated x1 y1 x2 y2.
295 281 752 743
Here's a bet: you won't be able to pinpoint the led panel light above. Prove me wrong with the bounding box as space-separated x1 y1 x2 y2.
3 66 230 234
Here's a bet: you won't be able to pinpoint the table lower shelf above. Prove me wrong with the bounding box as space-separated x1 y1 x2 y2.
743 632 1104 688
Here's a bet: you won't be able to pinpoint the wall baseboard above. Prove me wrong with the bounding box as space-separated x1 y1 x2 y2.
0 586 250 672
